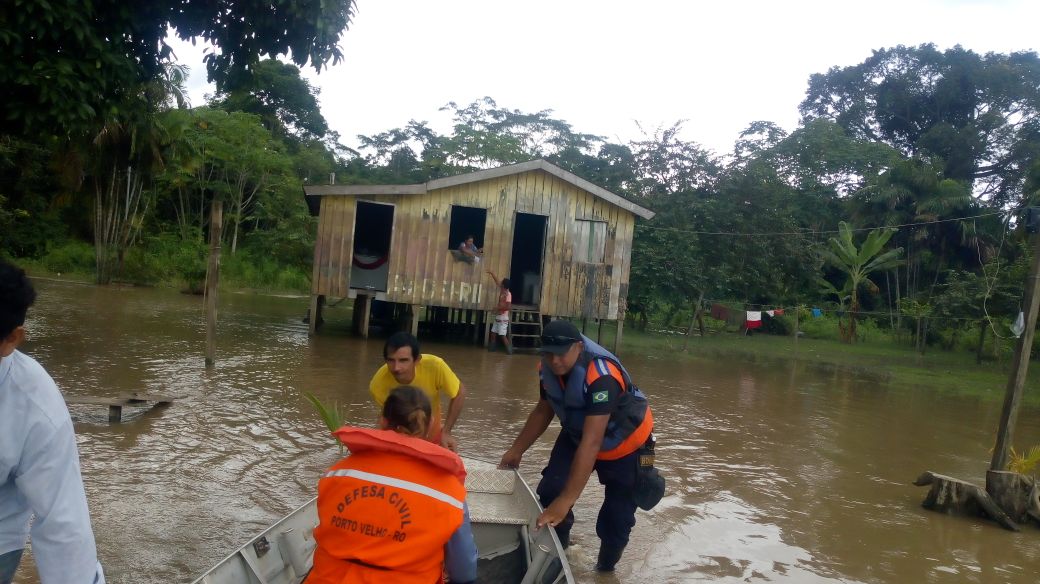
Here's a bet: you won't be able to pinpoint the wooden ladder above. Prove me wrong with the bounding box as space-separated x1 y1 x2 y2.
509 306 544 348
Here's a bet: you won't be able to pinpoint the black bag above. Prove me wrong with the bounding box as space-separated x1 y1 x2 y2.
633 434 665 511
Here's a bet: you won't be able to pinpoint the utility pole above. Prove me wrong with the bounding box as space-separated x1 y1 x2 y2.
990 210 1040 471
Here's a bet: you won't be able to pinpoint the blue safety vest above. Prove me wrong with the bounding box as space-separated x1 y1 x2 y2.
539 335 649 455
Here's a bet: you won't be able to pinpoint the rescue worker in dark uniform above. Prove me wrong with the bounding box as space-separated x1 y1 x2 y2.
309 386 477 584
500 320 654 572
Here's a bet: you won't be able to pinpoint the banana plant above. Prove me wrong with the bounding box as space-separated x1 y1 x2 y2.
819 222 903 342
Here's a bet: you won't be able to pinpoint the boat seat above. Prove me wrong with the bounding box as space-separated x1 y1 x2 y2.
465 462 531 526
465 467 517 495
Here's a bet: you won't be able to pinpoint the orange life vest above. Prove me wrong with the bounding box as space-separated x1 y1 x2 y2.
308 427 467 584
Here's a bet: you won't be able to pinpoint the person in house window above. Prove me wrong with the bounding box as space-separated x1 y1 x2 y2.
457 235 482 264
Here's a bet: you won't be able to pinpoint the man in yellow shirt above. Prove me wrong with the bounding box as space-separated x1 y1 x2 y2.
369 332 466 451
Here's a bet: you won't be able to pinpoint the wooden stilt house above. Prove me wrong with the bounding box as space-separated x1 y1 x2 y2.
303 159 654 348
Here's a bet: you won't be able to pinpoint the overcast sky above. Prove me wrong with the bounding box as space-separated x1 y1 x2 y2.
167 0 1040 157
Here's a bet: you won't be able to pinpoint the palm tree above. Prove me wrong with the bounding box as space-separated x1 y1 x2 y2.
820 222 903 342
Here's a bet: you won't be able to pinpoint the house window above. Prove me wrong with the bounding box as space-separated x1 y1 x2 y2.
448 205 487 250
574 219 606 263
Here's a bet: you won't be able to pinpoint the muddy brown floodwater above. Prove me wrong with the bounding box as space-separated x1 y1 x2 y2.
11 280 1040 583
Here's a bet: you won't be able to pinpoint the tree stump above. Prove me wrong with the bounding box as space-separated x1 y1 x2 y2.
986 470 1040 525
913 471 1019 531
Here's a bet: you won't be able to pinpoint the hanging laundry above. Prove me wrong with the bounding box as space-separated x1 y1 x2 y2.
773 309 784 316
766 310 775 317
710 303 730 321
1012 311 1025 338
745 311 762 330
811 308 822 318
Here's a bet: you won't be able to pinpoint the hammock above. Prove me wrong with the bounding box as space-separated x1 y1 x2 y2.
352 253 388 270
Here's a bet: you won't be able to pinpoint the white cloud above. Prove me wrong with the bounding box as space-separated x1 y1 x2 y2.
166 0 1040 156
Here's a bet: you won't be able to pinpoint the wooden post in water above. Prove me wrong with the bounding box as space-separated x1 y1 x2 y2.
794 305 800 348
614 299 626 355
204 199 223 368
990 231 1040 472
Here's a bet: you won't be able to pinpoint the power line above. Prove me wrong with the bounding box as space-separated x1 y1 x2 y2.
638 211 1005 237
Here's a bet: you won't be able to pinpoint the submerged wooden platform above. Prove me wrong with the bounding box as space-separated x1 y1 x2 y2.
64 392 180 423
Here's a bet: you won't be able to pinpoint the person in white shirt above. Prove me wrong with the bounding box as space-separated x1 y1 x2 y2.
0 261 105 584
485 271 513 355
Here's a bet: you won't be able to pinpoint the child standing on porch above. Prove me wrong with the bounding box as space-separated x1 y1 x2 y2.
486 271 513 354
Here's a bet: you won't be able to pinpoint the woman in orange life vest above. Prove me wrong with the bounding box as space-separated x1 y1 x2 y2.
308 386 478 584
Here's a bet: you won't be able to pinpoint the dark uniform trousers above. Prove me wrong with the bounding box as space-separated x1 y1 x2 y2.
536 432 639 550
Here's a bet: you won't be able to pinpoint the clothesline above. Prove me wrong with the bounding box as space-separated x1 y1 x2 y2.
637 211 1004 237
704 299 1013 324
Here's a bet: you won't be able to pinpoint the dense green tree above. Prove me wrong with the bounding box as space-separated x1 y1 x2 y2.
87 63 191 283
436 97 601 170
627 122 721 198
851 156 981 311
212 59 330 142
800 44 1040 206
0 0 356 136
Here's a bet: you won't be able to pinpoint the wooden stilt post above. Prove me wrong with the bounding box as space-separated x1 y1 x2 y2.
359 294 372 339
613 298 627 355
308 295 320 336
410 305 421 336
598 318 604 344
483 311 492 347
204 199 223 369
991 230 1040 472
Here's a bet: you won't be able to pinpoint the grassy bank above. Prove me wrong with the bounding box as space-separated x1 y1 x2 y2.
13 239 311 296
598 324 1040 407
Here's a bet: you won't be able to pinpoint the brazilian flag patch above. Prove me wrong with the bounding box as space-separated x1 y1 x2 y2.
592 390 608 403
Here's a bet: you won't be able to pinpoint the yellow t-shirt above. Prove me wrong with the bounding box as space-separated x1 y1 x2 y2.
368 354 461 439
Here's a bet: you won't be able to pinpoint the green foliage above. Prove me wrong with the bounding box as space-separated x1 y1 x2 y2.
304 393 346 432
304 393 347 453
819 222 903 342
0 0 356 136
1008 446 1040 477
39 241 96 276
221 252 310 293
211 59 330 142
801 43 1040 208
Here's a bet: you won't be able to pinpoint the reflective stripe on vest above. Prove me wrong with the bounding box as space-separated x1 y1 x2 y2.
322 468 465 510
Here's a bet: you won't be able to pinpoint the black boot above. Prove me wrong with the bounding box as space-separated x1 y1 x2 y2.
595 543 625 572
554 527 570 549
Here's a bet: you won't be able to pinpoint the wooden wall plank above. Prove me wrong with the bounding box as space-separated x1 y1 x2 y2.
615 212 635 320
326 197 347 295
342 198 358 297
419 191 441 305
